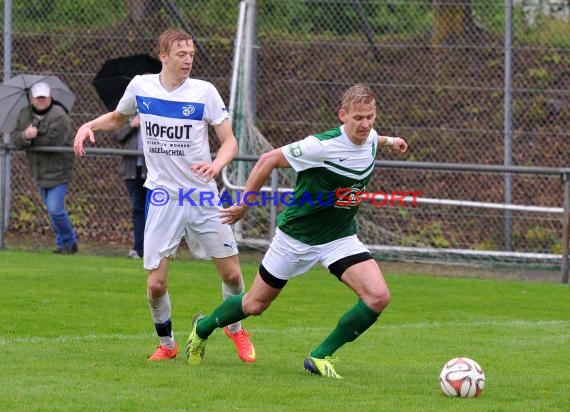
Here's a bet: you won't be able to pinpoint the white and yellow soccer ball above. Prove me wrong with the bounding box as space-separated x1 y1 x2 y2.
439 357 485 398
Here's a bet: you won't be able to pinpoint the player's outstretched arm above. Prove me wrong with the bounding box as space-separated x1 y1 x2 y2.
74 111 129 157
220 148 290 225
379 135 408 154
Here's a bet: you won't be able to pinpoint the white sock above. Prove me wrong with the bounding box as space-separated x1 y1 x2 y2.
222 279 244 333
159 335 175 349
148 291 175 348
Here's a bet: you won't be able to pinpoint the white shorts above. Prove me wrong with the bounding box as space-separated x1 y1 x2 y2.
261 228 370 280
143 199 238 270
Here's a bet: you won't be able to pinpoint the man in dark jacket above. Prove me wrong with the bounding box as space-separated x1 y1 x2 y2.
12 82 78 254
112 114 148 259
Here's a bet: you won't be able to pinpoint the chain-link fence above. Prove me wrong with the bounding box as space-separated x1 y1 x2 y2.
2 0 570 268
3 0 240 246
227 0 570 268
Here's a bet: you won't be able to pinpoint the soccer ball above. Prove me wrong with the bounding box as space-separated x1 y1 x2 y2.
439 357 485 398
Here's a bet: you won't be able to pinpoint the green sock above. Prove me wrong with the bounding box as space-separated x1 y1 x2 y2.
310 299 380 359
196 293 247 338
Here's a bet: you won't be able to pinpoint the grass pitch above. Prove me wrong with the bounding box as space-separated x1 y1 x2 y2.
0 250 568 411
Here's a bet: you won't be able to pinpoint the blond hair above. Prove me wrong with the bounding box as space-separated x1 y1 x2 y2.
340 84 376 112
156 28 193 56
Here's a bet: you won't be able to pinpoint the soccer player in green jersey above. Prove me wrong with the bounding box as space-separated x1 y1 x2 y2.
185 84 408 378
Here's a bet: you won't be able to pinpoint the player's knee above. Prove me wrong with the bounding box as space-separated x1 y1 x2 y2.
147 277 167 298
243 302 269 316
221 270 243 286
379 289 391 309
242 295 270 316
216 263 243 285
366 288 391 312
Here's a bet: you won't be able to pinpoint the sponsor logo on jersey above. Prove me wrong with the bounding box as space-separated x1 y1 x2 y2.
136 95 205 120
182 104 196 116
144 122 193 139
148 147 185 156
289 142 302 157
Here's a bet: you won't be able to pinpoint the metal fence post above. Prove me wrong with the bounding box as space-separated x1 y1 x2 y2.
0 145 6 250
3 0 13 249
561 172 570 284
503 0 514 252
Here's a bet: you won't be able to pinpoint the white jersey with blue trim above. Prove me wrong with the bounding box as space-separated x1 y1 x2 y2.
116 74 229 198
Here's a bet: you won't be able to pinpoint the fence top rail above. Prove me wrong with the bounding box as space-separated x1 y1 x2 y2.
3 144 570 176
372 160 570 176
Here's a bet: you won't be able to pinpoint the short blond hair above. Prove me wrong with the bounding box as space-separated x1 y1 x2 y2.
340 84 376 112
156 28 193 56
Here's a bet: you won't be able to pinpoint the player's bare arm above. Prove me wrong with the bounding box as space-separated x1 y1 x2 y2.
190 119 238 182
220 148 290 225
74 111 129 156
379 135 408 154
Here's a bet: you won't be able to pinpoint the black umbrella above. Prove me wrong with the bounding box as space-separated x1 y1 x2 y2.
92 54 161 111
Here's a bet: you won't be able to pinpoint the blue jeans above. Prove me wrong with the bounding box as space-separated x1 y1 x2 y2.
125 171 147 257
39 183 77 249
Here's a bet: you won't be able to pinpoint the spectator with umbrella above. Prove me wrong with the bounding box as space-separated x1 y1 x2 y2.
11 81 78 254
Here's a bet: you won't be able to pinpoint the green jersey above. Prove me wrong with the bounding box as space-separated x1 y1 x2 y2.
278 126 378 245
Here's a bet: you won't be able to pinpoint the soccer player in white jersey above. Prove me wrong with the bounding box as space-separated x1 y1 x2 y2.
73 28 256 363
184 84 408 377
